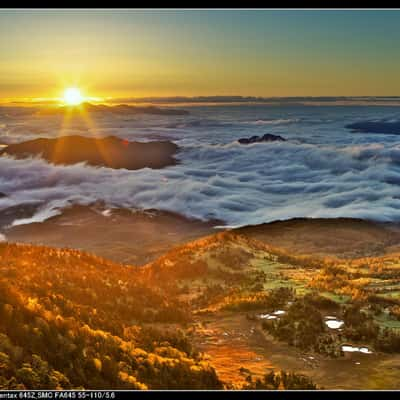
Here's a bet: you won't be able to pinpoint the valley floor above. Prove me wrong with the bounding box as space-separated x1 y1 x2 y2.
194 311 400 390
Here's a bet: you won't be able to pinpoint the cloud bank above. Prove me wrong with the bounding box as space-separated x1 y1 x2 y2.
2 104 400 227
1 139 400 228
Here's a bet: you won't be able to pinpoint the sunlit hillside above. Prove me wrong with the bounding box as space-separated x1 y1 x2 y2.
2 230 400 389
144 231 400 389
0 243 222 390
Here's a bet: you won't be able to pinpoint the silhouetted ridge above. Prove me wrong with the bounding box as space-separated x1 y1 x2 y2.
346 120 400 134
0 135 179 170
38 102 189 116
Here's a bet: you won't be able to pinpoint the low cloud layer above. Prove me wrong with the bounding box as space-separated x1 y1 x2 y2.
1 105 400 227
1 139 400 228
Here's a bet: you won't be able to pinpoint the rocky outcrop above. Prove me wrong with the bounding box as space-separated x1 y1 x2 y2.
238 133 286 144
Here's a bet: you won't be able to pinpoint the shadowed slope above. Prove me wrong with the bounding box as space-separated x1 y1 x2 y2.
234 218 400 258
4 205 218 265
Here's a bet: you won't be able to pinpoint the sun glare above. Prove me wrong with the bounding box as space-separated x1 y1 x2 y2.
63 87 84 105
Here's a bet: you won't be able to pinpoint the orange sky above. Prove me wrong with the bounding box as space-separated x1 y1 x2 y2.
2 10 400 101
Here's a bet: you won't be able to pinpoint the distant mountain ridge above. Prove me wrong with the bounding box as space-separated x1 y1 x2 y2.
37 102 189 116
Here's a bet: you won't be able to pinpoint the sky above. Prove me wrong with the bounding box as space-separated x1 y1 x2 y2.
1 9 400 101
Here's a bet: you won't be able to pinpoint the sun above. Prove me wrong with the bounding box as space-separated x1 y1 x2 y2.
63 87 84 106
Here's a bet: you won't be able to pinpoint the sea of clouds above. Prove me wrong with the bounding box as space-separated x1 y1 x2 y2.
1 103 400 227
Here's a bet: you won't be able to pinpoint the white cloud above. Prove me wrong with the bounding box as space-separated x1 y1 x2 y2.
2 109 400 227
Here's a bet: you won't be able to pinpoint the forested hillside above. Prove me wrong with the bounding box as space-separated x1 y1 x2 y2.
0 243 221 390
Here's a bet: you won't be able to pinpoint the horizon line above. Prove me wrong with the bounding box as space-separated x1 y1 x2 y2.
4 95 400 103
